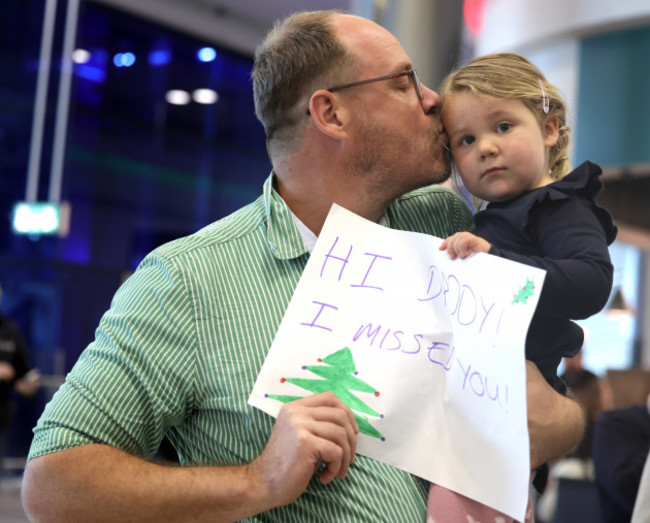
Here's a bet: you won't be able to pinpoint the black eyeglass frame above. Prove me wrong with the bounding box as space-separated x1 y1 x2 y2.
306 69 422 115
328 69 422 100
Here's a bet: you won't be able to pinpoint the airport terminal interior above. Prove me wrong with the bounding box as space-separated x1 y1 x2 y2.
2 0 650 521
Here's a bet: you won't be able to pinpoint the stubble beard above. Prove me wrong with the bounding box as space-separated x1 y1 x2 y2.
349 116 452 204
428 124 452 185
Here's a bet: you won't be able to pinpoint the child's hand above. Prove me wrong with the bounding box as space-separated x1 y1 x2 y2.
439 232 491 260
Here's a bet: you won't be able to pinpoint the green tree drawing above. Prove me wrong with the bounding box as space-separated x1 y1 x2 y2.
266 347 385 440
512 277 536 305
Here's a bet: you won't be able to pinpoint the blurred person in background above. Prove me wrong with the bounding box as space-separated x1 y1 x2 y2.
0 282 40 480
631 447 650 522
593 392 650 522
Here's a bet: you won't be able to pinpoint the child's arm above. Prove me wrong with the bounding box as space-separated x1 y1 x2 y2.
482 199 613 319
439 232 491 260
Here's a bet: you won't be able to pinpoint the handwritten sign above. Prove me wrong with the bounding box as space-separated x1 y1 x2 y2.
249 204 545 520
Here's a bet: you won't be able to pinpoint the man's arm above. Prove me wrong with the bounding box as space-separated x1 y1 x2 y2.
526 360 586 469
22 392 359 522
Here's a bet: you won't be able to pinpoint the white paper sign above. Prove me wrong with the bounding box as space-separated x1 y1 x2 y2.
249 204 546 520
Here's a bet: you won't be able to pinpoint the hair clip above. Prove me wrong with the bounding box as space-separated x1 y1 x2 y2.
539 79 550 114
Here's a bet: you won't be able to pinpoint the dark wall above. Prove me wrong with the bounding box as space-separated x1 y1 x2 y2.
0 0 271 456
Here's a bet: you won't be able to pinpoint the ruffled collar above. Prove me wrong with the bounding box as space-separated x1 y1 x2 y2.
475 161 618 244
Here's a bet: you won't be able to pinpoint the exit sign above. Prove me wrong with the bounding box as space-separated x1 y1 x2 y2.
12 201 71 237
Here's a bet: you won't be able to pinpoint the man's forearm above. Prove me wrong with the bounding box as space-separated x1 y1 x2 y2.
526 361 587 469
22 444 272 522
22 392 359 522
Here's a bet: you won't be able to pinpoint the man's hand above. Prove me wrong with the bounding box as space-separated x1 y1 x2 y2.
526 361 586 469
15 368 40 396
439 232 491 260
249 392 359 507
0 361 15 381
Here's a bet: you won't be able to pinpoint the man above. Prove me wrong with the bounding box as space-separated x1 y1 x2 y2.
22 10 584 521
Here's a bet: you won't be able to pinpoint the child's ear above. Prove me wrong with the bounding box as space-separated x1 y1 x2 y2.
543 117 560 147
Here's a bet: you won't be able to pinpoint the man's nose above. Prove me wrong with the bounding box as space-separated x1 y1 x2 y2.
420 83 441 114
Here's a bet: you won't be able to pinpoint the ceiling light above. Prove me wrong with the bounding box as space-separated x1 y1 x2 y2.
166 89 191 105
192 88 219 104
71 48 91 64
197 47 217 62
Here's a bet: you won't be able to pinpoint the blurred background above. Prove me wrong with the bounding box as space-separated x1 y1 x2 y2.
1 0 650 519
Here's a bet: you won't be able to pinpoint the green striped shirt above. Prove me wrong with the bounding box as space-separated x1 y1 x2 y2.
29 174 473 522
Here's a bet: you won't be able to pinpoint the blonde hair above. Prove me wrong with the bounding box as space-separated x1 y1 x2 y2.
440 53 572 190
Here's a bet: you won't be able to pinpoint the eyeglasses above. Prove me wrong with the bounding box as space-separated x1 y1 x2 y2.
328 69 422 100
306 69 422 115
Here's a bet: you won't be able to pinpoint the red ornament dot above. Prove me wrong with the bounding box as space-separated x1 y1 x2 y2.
280 378 286 383
374 391 380 397
317 358 322 362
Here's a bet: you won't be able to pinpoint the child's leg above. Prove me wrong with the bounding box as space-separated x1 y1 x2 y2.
426 482 534 523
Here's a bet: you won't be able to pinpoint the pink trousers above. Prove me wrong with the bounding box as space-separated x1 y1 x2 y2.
426 480 535 523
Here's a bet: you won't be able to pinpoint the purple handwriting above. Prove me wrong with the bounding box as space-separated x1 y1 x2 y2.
313 238 506 335
351 321 509 411
300 301 339 331
296 236 512 411
419 264 504 335
320 236 392 291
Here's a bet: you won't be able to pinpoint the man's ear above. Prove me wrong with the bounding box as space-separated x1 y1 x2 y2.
307 89 349 140
543 116 560 148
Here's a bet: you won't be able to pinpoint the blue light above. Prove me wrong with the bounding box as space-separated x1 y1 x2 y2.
148 49 171 66
122 52 136 66
113 52 136 67
197 47 217 62
75 64 107 83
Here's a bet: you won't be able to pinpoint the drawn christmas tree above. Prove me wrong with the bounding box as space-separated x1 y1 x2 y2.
266 347 385 440
512 277 536 305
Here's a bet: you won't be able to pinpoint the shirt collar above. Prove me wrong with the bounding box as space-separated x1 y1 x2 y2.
263 171 390 258
290 212 318 253
263 172 310 260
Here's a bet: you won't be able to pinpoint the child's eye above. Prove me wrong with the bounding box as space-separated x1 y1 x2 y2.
496 122 511 133
459 135 475 146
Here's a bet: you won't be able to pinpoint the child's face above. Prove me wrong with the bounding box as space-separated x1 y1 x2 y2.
441 91 558 203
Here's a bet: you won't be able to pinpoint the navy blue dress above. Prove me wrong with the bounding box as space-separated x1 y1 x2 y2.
473 161 618 393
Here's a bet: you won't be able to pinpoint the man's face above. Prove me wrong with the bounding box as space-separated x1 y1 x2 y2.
333 15 450 197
